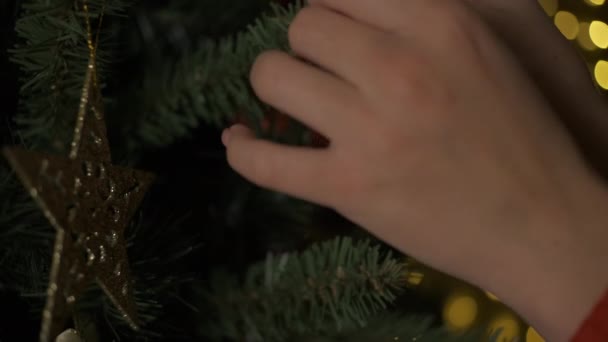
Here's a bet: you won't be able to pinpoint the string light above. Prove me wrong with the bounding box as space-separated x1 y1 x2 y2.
442 293 478 331
585 0 606 6
589 20 608 48
526 327 546 342
578 22 598 50
485 291 499 301
538 0 559 16
406 271 424 286
488 314 520 341
554 11 580 40
594 60 608 89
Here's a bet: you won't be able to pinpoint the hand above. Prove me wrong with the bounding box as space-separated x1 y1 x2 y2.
466 0 608 179
222 1 608 340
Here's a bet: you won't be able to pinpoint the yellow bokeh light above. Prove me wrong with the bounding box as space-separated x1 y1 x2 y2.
578 22 598 50
526 327 546 342
537 0 559 16
590 21 608 49
485 291 499 301
586 0 606 6
554 11 580 40
443 294 478 330
594 60 608 90
489 314 520 340
407 271 424 285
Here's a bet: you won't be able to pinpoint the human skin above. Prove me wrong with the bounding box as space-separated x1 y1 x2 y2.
466 0 608 181
222 1 608 341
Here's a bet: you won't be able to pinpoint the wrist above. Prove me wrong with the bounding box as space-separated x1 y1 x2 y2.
487 175 608 342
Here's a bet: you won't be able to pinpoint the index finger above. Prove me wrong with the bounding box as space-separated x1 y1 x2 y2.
308 0 411 33
224 125 336 207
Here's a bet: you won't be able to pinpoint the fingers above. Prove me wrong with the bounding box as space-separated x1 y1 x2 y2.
291 3 484 87
223 124 334 206
307 0 411 33
288 5 389 86
250 50 359 138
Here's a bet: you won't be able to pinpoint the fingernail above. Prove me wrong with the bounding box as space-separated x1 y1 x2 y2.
221 127 231 146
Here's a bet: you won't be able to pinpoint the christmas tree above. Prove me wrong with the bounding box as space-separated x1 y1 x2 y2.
1 0 605 341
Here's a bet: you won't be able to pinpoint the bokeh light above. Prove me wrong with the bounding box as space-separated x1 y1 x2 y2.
590 20 608 48
538 0 559 16
488 314 520 341
578 22 598 50
485 291 499 301
407 271 424 286
435 3 608 339
443 294 478 330
594 60 608 89
554 11 580 40
526 327 546 342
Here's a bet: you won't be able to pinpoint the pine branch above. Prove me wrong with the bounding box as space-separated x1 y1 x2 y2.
71 212 204 341
203 237 408 342
0 166 203 340
126 1 306 152
0 163 53 296
2 0 135 327
10 0 130 151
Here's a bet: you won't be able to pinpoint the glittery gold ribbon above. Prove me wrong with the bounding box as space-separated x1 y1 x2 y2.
70 0 108 161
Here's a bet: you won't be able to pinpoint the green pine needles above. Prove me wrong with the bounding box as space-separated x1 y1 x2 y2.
128 2 303 151
10 0 130 150
0 162 52 304
3 0 131 324
5 1 511 340
205 237 408 341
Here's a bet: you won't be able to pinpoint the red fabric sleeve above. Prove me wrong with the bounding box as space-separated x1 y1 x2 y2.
571 288 608 342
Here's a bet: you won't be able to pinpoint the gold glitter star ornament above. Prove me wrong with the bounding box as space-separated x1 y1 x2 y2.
3 55 153 342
